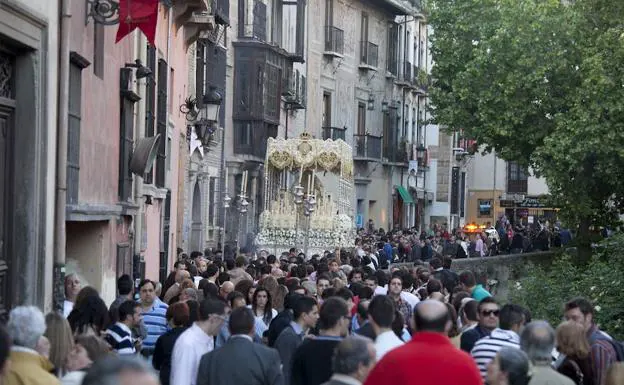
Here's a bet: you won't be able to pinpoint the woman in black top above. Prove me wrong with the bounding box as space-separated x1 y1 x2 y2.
152 302 190 385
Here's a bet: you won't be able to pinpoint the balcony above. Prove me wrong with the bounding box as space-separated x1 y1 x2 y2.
353 134 382 161
507 179 528 194
396 61 412 86
359 41 378 71
283 70 306 110
211 0 229 25
324 26 344 57
322 127 346 141
174 0 209 26
413 67 431 94
384 139 409 165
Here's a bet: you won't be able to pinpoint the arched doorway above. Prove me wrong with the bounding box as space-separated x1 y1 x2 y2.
190 181 203 251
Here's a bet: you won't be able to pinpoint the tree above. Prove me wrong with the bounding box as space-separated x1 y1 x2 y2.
428 0 624 253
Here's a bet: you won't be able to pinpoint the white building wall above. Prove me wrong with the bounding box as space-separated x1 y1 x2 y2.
528 170 549 196
467 151 507 191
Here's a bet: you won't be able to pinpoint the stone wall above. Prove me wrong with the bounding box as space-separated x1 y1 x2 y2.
389 251 556 301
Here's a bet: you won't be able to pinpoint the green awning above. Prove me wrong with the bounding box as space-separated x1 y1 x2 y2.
396 186 414 204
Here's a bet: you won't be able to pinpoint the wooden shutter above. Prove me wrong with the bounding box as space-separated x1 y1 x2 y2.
144 45 157 184
155 59 168 188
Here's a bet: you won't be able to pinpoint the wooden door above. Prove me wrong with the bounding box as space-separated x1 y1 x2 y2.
0 50 15 320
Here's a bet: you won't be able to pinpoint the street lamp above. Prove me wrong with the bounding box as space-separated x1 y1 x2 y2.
195 87 222 148
381 100 389 114
367 93 375 111
200 87 222 123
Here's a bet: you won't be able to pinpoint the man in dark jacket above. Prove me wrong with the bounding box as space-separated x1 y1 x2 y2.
275 296 319 385
196 307 283 385
291 298 350 385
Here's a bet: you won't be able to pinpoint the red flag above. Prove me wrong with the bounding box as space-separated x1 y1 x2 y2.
116 0 159 46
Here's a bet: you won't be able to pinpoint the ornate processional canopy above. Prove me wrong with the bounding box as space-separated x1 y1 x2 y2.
256 132 356 256
266 132 354 179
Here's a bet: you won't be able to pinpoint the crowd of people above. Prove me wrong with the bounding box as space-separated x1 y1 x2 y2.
0 239 623 385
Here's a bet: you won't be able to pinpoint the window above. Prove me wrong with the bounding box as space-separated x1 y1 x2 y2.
507 161 528 193
478 199 492 217
144 45 157 184
357 102 366 135
238 0 246 37
119 75 137 202
235 121 253 147
67 55 88 204
208 177 216 226
387 23 398 75
253 0 267 41
271 0 283 45
155 59 168 188
322 92 331 127
265 64 280 119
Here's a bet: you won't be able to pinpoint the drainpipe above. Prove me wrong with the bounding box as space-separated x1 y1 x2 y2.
53 0 71 313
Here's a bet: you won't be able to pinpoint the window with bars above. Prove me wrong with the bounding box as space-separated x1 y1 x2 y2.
155 59 168 188
144 45 156 184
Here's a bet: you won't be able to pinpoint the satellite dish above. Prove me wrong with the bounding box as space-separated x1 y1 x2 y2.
130 134 161 177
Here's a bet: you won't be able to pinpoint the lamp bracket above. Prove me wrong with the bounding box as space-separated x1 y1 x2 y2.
86 0 120 26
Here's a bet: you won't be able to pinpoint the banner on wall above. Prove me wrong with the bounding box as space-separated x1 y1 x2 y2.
116 0 159 45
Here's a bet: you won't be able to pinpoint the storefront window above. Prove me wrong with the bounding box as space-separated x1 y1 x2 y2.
478 199 492 217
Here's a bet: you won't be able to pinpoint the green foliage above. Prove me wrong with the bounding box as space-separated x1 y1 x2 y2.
428 0 624 234
509 234 624 339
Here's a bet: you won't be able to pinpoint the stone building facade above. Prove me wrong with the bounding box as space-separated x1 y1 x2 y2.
0 0 59 316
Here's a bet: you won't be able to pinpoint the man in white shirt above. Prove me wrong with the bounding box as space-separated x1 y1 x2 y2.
170 299 227 385
63 273 81 318
368 295 404 360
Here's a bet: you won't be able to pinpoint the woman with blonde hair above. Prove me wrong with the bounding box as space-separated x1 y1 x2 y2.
556 321 593 385
45 312 75 377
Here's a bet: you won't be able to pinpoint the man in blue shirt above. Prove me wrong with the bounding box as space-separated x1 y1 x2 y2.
138 279 168 357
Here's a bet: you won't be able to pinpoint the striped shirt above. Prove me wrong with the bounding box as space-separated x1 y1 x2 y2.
471 328 520 379
105 322 136 355
141 298 169 351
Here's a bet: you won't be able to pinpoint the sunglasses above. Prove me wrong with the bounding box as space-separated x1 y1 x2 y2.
481 310 500 317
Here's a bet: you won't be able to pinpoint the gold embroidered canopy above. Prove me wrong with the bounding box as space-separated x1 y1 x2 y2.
266 132 354 178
